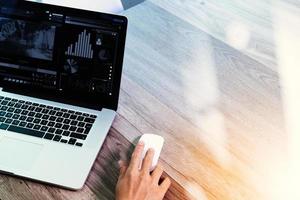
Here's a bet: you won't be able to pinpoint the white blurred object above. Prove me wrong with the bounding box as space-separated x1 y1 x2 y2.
272 1 300 200
27 0 124 13
138 134 164 171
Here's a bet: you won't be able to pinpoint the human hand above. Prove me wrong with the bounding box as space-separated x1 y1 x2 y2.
115 142 171 200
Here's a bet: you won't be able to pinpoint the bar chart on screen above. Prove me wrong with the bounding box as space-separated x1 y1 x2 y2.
65 29 93 59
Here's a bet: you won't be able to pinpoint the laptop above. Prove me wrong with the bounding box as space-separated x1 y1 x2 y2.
0 0 127 189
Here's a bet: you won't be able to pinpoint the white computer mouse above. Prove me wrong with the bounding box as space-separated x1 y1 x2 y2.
138 134 164 171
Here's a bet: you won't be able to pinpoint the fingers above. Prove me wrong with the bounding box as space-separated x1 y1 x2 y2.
141 148 154 172
151 164 164 183
159 177 171 194
128 142 144 170
118 160 128 177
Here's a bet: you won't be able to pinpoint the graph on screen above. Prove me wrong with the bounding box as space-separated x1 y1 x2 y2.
65 29 93 59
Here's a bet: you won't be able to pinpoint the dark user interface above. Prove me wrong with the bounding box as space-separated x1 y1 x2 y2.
0 5 121 108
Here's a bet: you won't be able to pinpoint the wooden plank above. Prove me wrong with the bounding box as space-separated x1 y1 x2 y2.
150 0 300 71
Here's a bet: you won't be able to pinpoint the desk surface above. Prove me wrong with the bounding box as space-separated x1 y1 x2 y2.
0 0 299 199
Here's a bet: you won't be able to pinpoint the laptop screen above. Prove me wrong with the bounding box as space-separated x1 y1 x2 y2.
0 0 127 110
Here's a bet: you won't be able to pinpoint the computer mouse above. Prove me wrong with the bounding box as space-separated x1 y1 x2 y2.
138 134 164 171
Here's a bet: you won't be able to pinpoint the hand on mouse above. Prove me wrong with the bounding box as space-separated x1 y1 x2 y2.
115 142 171 200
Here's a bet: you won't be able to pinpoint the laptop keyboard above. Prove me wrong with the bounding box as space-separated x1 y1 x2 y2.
0 96 97 147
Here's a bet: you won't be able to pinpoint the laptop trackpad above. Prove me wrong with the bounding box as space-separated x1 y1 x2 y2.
0 137 43 171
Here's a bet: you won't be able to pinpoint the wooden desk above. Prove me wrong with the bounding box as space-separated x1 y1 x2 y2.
1 0 299 199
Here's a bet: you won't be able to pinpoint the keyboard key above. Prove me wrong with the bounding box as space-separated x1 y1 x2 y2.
90 115 97 119
5 119 13 124
41 126 48 132
41 120 48 125
76 127 84 133
68 138 76 145
0 111 5 116
42 109 49 114
1 101 8 105
19 122 26 127
0 123 9 130
77 116 84 121
70 120 78 126
85 124 92 129
14 109 21 114
14 103 22 108
26 123 34 128
75 112 82 115
5 113 13 118
49 110 56 115
56 112 63 117
21 105 29 109
26 117 34 122
8 125 45 138
21 110 28 115
56 117 63 122
35 113 42 118
63 113 70 118
62 124 69 130
84 118 95 123
55 129 63 135
54 107 60 111
12 120 20 125
28 112 35 117
70 114 77 119
62 130 70 136
46 106 53 109
75 142 83 147
0 106 8 111
35 107 42 112
0 117 5 122
78 122 85 127
53 135 61 142
33 119 41 124
8 107 14 112
28 106 35 111
70 133 87 140
55 123 62 128
48 127 55 133
44 133 54 140
49 116 56 121
69 126 76 131
12 114 20 119
63 119 70 124
60 139 67 143
84 128 91 134
48 121 55 127
33 125 41 130
19 116 26 121
42 115 49 120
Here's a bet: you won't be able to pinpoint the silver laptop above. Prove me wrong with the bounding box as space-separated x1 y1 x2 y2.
0 0 127 189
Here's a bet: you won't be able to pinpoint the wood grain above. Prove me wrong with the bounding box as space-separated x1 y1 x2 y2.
0 0 298 199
